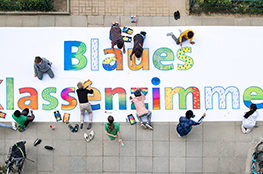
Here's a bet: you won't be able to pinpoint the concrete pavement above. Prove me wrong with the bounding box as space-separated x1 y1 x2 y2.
0 121 261 173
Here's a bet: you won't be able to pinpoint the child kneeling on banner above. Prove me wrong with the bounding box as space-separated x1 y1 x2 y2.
176 110 206 137
105 116 124 147
130 88 153 130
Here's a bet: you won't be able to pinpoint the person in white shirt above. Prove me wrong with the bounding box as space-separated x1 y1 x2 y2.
242 104 258 134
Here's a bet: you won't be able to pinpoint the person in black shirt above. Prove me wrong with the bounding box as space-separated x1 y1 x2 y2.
76 82 94 130
130 31 147 66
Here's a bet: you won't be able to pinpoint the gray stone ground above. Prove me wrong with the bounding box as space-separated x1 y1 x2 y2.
1 1 263 173
0 121 262 174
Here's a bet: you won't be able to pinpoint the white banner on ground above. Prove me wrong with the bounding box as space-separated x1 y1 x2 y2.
0 26 262 122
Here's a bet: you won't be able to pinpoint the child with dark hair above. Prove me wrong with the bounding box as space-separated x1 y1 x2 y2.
12 108 35 131
104 115 124 147
130 88 153 130
34 56 54 80
109 21 126 58
241 104 258 134
130 31 147 65
167 29 195 47
176 110 206 137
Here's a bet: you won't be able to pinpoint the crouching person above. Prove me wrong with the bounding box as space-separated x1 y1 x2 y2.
12 108 35 132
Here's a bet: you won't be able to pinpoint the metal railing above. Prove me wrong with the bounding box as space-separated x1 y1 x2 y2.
189 0 263 14
0 0 53 11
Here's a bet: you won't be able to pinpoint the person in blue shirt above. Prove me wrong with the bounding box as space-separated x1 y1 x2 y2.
176 110 206 137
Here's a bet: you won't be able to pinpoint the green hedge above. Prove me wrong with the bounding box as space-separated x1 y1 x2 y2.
0 0 54 11
190 0 263 14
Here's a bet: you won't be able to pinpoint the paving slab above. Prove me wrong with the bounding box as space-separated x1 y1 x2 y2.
55 16 72 27
6 16 23 27
39 16 55 27
152 17 170 26
87 15 104 25
71 16 87 27
23 16 39 27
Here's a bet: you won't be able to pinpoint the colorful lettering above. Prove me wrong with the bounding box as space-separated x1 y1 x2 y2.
177 47 193 70
64 41 87 71
129 48 149 70
6 78 14 110
205 86 240 109
18 88 38 109
153 48 174 70
103 49 123 71
89 87 101 110
165 87 200 109
105 88 126 110
243 86 263 109
61 88 77 110
42 87 58 110
91 38 99 71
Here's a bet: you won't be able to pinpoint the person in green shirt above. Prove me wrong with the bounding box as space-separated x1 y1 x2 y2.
105 115 124 147
12 108 35 129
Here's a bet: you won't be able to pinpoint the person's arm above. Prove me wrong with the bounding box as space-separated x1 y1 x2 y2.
27 110 34 121
111 45 118 58
130 49 135 61
192 113 206 126
34 64 38 77
104 130 118 138
123 43 126 54
86 85 94 94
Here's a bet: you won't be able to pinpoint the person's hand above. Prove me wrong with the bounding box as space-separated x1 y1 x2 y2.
123 49 126 54
138 88 142 91
180 42 182 47
88 85 91 89
34 74 37 77
118 139 122 143
202 113 206 117
190 42 195 45
130 96 133 100
50 62 53 66
30 110 33 115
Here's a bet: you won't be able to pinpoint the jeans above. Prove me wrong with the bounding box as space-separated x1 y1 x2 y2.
0 123 12 129
136 111 152 124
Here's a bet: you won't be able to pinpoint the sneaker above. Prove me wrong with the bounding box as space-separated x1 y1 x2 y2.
12 122 17 131
80 123 83 129
140 123 147 129
145 123 153 130
68 124 75 132
18 126 26 132
241 124 246 134
84 133 90 142
89 130 95 141
33 138 42 146
87 122 92 130
74 124 79 132
44 145 54 150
